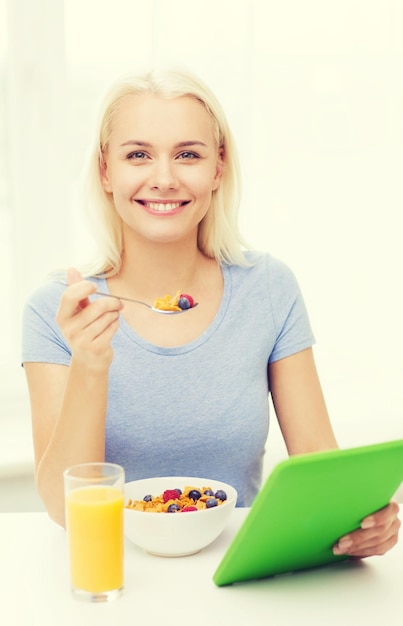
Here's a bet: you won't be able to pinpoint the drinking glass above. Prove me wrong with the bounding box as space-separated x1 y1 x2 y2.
64 462 125 602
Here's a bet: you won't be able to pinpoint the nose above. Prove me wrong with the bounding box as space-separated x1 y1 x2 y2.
148 158 178 191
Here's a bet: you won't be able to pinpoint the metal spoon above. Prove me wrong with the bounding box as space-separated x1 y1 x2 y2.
94 290 198 314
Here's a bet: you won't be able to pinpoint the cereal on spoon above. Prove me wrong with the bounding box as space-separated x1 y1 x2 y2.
153 290 196 312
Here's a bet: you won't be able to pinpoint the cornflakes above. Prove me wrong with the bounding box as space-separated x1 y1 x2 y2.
125 485 227 513
153 290 182 311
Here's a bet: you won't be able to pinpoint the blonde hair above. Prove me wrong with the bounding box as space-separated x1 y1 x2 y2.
84 69 248 275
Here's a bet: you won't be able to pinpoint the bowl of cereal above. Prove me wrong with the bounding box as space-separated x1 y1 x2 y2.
124 476 237 557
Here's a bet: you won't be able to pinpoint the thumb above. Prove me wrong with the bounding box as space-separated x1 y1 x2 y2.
67 267 83 286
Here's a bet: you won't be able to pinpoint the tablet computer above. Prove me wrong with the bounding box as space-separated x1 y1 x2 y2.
213 439 403 586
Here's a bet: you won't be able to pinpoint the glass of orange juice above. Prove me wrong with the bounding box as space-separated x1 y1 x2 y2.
63 462 125 602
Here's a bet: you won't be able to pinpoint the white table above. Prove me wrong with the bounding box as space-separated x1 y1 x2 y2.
2 509 402 626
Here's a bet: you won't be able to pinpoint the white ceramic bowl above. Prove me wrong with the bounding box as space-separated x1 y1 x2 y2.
124 476 237 557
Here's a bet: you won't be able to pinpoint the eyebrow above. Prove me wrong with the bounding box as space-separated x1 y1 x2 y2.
120 140 208 148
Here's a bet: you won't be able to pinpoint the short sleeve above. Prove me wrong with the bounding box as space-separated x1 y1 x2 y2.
21 280 72 366
266 256 315 363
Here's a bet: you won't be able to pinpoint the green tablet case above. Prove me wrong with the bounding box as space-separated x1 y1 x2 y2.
213 439 403 586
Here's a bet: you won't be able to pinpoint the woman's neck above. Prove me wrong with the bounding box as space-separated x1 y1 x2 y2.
108 235 216 301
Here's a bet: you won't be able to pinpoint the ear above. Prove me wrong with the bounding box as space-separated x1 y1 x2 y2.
99 152 113 193
212 147 224 191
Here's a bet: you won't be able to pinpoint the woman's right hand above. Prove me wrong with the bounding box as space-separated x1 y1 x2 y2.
55 267 123 371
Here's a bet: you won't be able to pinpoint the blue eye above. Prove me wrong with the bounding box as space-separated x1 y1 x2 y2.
127 151 148 160
177 151 199 160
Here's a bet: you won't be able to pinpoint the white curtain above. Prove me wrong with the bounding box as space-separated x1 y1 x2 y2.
1 0 402 450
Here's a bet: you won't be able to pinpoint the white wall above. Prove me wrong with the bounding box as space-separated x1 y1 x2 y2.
1 1 402 473
245 1 403 463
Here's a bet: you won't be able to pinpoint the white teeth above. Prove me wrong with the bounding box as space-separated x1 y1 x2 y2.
144 202 182 212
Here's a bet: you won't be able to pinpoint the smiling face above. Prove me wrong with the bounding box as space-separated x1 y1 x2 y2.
100 92 223 249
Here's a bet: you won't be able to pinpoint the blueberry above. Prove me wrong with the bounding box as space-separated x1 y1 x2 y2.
206 497 218 508
214 490 227 501
203 489 214 496
167 503 181 513
174 488 182 495
188 489 202 501
143 494 152 502
178 297 191 310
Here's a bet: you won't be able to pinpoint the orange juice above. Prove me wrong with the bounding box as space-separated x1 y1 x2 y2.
66 486 124 593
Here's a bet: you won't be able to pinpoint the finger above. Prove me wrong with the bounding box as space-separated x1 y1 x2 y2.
70 312 121 365
91 312 121 344
347 532 399 558
77 308 122 344
361 501 400 529
57 280 98 320
64 267 100 313
336 501 399 546
333 514 401 556
59 307 120 365
67 267 83 286
58 297 123 343
355 522 398 552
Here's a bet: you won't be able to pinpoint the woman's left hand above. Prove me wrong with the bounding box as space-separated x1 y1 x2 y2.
333 501 401 557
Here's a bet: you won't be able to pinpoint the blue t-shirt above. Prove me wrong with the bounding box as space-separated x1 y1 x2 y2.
21 252 315 506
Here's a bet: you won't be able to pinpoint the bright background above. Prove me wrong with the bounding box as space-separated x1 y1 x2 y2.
1 0 402 507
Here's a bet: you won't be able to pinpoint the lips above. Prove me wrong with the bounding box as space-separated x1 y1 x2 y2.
136 200 190 213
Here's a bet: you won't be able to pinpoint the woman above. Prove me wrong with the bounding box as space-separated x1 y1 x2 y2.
22 69 399 554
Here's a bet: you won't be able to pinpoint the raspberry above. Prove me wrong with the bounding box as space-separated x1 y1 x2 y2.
163 489 181 503
181 506 198 512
